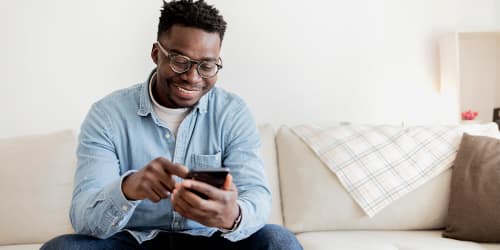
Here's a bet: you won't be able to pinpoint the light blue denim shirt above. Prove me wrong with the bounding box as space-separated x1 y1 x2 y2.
70 70 271 243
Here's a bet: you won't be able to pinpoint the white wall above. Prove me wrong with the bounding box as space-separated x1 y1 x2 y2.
1 0 499 138
497 36 500 108
459 33 498 122
496 0 500 28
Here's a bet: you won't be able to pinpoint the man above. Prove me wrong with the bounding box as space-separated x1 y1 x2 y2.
41 0 302 249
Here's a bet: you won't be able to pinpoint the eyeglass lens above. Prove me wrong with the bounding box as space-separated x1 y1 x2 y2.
169 55 218 78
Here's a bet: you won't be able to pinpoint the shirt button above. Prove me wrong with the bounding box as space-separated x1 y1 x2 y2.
165 133 171 139
122 205 128 211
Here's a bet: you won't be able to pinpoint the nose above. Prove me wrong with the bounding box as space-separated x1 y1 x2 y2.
180 64 202 83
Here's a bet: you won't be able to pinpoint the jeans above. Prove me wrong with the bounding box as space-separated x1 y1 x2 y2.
40 224 303 250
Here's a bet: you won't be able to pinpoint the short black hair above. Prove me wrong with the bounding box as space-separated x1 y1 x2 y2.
157 0 227 42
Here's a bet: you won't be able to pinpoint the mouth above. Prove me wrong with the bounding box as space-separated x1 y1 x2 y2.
177 85 201 94
174 84 202 99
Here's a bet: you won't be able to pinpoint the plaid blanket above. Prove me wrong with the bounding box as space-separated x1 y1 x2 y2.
292 123 498 216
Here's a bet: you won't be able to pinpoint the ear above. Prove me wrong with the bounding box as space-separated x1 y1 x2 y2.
151 43 159 65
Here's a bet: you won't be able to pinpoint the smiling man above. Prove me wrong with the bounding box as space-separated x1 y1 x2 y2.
41 0 302 249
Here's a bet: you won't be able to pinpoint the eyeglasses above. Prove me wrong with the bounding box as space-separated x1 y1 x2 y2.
156 41 223 79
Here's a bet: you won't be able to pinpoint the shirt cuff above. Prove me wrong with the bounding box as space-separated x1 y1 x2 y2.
220 200 247 240
218 204 242 234
106 170 141 215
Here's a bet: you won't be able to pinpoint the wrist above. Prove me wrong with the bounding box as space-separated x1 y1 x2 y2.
121 173 137 201
225 204 242 232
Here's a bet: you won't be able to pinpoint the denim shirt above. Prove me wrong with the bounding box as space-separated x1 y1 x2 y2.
70 70 271 243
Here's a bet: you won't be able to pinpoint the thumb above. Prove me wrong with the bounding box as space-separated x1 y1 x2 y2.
223 174 232 190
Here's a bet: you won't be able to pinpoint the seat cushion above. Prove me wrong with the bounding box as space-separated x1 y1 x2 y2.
0 244 43 250
0 131 76 245
296 231 500 250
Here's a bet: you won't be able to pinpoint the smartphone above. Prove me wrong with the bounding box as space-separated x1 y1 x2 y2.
185 168 230 199
185 168 230 188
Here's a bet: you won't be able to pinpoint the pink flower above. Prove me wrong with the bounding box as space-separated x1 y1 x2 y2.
461 110 478 120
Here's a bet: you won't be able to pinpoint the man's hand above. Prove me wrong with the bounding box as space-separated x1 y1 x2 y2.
171 174 239 229
122 157 189 202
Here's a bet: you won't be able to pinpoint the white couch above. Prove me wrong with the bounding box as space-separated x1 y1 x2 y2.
1 124 499 250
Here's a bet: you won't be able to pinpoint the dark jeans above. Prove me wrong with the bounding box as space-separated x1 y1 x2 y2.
40 224 302 250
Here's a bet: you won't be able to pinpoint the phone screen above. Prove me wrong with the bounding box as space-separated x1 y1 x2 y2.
185 168 229 199
186 168 230 188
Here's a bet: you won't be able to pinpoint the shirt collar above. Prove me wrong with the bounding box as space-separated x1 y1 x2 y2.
137 68 209 116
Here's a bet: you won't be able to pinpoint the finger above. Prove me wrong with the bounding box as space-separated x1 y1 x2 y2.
156 157 189 178
149 162 176 191
177 183 208 208
172 189 196 218
150 162 175 194
150 181 170 199
223 174 232 190
144 180 165 200
145 187 162 203
173 188 213 223
182 179 222 202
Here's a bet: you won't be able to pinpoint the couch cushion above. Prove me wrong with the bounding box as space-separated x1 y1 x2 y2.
0 131 76 245
276 125 499 233
258 124 283 225
0 126 280 246
0 244 43 250
443 134 500 242
291 124 498 217
296 230 500 250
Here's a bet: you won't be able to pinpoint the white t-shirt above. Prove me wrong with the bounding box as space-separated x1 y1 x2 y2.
148 73 190 137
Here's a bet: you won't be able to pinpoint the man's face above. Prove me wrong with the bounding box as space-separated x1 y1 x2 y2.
151 25 221 108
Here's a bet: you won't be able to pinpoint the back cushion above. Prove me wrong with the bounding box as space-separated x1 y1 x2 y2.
277 126 455 233
0 130 76 245
258 124 283 225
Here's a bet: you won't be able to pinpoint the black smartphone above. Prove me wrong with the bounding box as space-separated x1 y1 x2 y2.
185 168 229 199
185 168 230 188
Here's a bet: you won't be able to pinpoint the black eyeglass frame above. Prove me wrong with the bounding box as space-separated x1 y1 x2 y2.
156 41 223 79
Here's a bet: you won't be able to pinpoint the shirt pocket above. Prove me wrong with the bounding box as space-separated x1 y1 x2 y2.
191 151 222 169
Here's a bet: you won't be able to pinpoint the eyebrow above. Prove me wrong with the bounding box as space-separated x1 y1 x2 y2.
168 48 218 62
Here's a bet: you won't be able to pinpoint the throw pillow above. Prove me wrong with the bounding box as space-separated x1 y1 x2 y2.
443 133 500 242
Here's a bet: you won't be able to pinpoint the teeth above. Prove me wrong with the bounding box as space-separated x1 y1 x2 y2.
177 86 198 94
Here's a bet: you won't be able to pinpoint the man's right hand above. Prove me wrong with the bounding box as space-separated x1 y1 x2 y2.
122 157 189 202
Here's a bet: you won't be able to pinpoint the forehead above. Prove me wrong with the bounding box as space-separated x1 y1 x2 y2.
161 25 221 60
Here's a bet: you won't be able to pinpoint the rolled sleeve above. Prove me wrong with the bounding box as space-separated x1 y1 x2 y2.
104 171 141 228
108 170 141 217
71 170 141 239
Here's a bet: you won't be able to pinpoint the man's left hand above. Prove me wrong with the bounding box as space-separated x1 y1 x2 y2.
171 174 239 230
